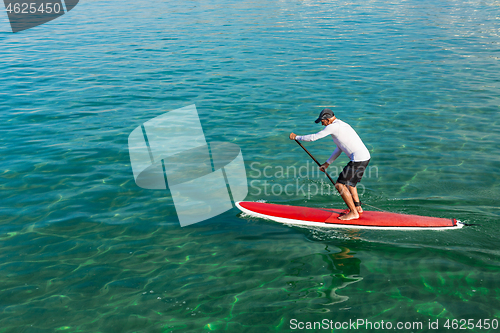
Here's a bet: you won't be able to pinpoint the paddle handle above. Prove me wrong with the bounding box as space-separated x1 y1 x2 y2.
294 139 336 186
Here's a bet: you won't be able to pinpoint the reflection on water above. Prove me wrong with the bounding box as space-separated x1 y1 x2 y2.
321 245 363 306
285 227 364 312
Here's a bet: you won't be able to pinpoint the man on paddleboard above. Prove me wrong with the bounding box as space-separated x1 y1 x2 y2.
289 108 370 221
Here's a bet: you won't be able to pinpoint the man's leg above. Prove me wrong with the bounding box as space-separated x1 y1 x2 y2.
348 185 363 214
335 182 359 220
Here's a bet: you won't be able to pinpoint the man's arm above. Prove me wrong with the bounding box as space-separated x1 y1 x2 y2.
293 126 334 142
326 147 342 164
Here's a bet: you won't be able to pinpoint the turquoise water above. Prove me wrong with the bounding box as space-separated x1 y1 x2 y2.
1 0 500 332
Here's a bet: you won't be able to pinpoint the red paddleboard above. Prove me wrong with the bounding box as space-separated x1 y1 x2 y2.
236 201 462 230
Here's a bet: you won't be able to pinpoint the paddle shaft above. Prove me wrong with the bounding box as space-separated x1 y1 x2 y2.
294 139 337 186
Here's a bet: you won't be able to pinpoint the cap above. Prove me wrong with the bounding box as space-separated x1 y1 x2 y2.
315 108 335 123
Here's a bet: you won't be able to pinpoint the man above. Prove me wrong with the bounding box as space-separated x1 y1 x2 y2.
289 108 370 221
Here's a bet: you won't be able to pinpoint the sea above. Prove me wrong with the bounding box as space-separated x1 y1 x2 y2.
0 0 499 332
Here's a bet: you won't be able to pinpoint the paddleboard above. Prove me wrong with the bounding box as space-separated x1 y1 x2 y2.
236 201 462 230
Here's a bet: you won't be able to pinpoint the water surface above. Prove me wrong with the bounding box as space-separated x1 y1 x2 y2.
1 0 499 331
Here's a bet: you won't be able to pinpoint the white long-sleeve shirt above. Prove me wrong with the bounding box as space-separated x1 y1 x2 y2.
296 119 370 163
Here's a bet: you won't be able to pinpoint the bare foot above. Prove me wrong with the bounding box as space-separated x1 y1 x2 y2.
338 210 360 220
340 209 350 216
357 207 363 214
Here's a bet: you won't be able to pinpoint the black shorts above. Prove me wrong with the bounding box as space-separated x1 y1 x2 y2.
336 159 370 187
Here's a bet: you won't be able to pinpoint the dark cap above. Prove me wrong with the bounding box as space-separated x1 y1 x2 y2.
315 108 335 123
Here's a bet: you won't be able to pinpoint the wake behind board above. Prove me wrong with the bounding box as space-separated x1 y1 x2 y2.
236 201 462 230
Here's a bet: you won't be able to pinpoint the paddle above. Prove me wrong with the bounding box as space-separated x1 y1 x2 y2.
294 139 336 187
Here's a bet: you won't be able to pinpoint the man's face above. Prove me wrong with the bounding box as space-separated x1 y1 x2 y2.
321 118 329 126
